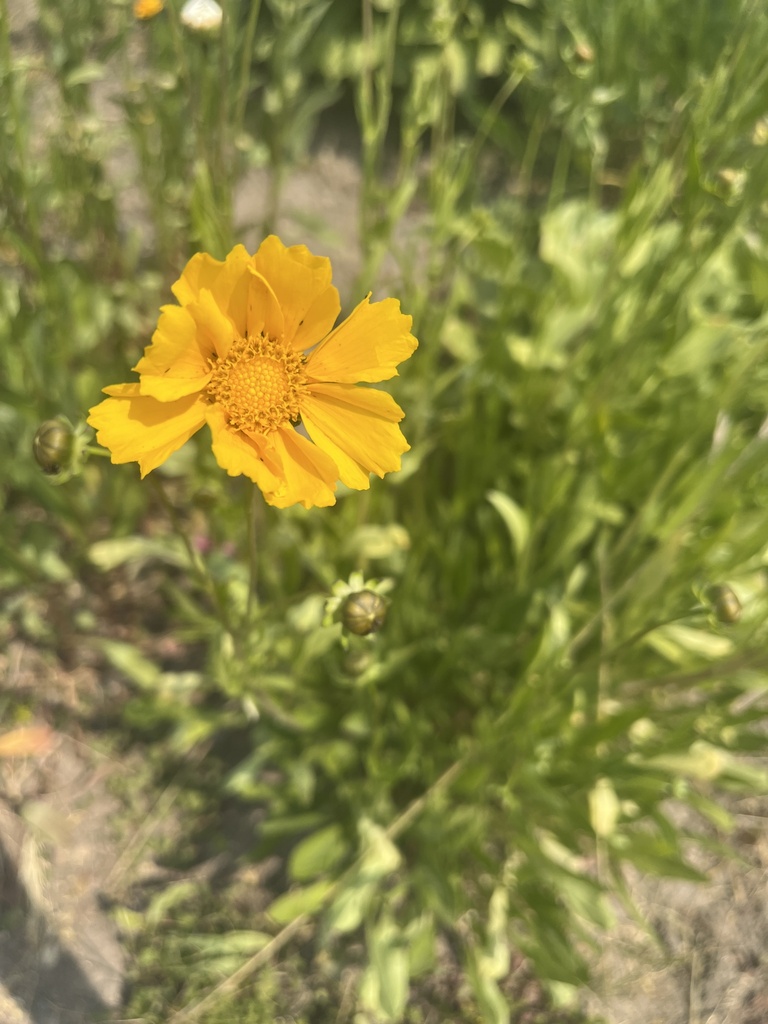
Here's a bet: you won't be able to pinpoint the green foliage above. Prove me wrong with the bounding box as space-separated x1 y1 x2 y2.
4 0 768 1021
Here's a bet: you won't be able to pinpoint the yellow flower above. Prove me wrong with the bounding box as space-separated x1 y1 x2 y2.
88 237 417 509
133 0 164 19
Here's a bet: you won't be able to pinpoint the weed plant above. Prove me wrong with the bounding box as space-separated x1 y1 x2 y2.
3 0 768 1021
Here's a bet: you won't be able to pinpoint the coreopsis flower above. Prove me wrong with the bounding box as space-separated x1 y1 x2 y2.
133 0 164 19
88 237 417 509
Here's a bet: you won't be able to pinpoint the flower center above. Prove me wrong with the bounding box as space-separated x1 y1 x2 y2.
205 334 306 434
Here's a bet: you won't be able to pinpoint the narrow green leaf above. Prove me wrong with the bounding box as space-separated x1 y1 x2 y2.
64 62 104 88
289 824 349 882
589 777 621 837
405 913 436 976
487 490 529 558
267 880 333 925
93 638 160 689
466 948 510 1024
187 931 271 958
325 871 377 935
88 535 188 571
146 880 199 926
360 916 410 1021
358 818 402 877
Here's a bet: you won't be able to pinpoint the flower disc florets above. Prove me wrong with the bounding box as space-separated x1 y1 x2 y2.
206 334 306 434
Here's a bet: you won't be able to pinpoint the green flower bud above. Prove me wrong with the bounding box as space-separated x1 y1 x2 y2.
708 584 742 624
341 590 387 636
33 419 74 476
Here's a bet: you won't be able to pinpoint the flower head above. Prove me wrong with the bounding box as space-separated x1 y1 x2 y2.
88 237 417 509
180 0 223 33
133 0 164 19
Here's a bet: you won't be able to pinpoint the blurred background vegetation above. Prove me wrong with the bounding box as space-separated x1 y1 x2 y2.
3 0 768 1021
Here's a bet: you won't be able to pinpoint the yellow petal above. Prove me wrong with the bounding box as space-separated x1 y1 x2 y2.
246 268 285 340
186 287 237 360
301 383 409 488
171 244 249 305
88 389 207 476
306 295 417 384
102 382 142 397
206 406 283 493
266 426 338 509
172 245 252 335
132 305 212 400
252 235 340 350
139 373 211 402
292 285 343 353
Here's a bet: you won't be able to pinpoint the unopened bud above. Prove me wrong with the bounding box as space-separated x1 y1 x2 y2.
341 590 387 636
708 584 742 624
33 419 74 476
180 0 222 33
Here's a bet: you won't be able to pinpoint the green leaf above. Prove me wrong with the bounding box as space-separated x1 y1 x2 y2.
485 886 511 979
258 813 328 839
358 818 402 877
613 831 707 881
325 819 402 935
64 61 104 88
359 916 410 1021
267 880 334 925
466 947 510 1024
589 777 621 837
644 624 733 663
187 931 271 958
638 741 727 781
487 490 529 558
93 639 160 689
324 870 377 934
405 913 436 976
88 535 188 572
289 824 349 882
146 880 199 926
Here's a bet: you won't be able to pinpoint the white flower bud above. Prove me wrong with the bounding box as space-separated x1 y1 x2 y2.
180 0 222 33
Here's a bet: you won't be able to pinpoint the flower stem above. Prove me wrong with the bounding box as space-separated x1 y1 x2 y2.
150 477 231 630
234 0 262 135
245 482 260 626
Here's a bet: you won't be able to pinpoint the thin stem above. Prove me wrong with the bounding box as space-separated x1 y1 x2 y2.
217 0 231 174
262 155 283 236
600 606 708 662
356 0 402 291
386 757 467 840
150 477 231 629
246 483 260 625
596 532 613 722
547 130 571 213
359 0 375 145
519 109 545 196
164 0 192 96
234 0 262 134
456 67 524 198
168 912 309 1024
